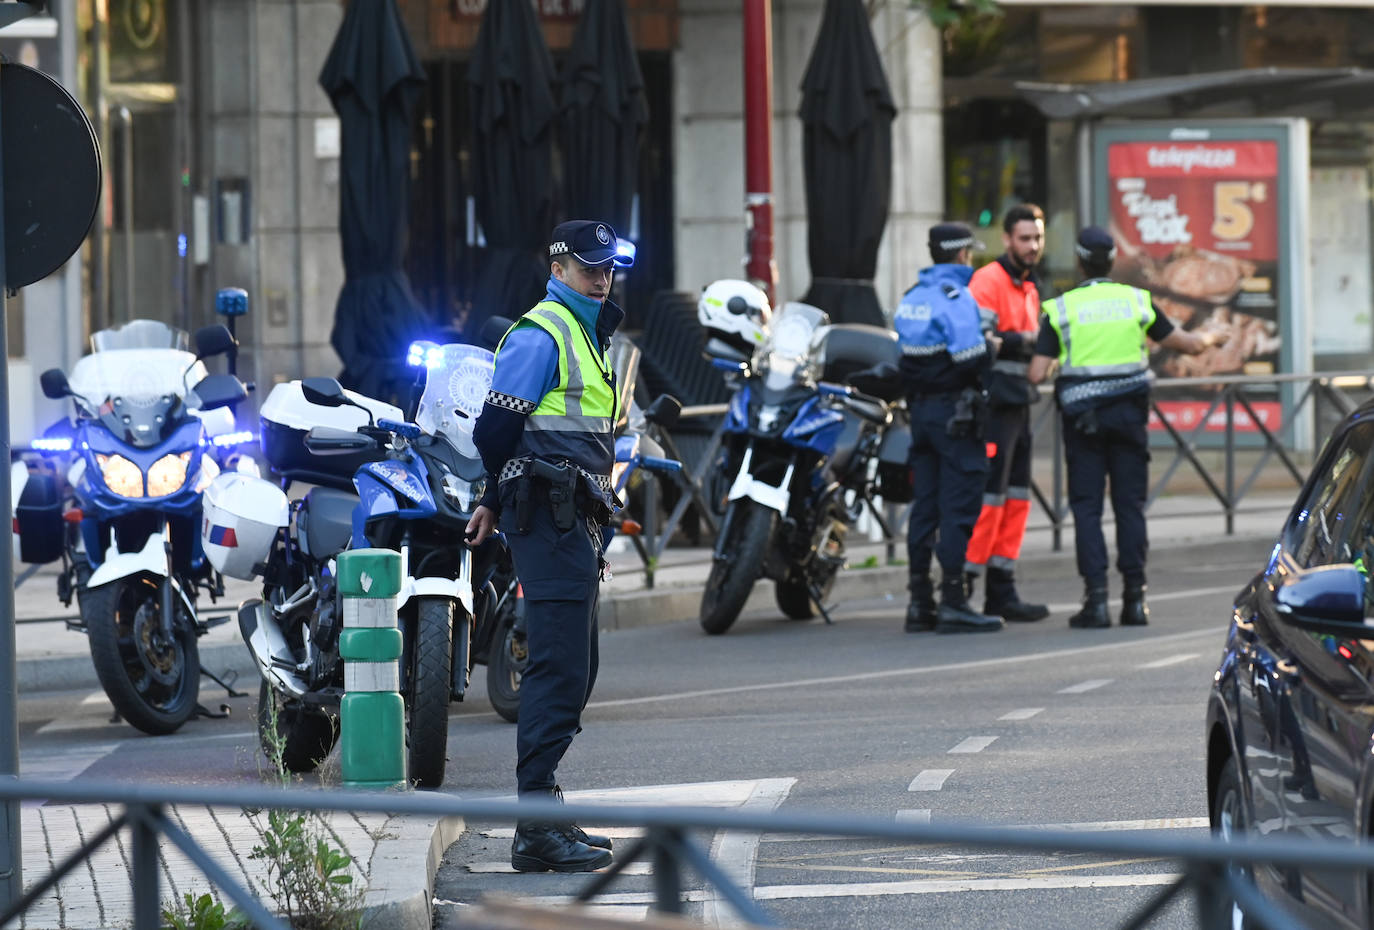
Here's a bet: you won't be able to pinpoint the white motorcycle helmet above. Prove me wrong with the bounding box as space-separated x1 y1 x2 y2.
698 279 772 354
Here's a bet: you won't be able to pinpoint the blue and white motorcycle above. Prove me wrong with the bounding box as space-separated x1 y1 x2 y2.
18 318 251 734
697 299 907 635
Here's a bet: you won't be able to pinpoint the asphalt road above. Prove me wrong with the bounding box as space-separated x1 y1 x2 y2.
13 537 1273 928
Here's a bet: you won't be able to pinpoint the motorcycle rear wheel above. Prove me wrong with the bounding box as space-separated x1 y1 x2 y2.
408 597 453 789
84 577 199 736
699 501 775 635
485 612 524 724
257 678 336 774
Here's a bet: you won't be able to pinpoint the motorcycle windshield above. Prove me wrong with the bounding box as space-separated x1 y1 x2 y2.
415 343 494 461
609 333 640 429
756 302 826 394
68 348 208 447
90 319 190 353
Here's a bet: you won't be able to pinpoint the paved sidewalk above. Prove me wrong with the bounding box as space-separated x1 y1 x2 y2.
5 489 1296 929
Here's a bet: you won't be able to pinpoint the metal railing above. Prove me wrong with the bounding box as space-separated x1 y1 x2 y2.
0 777 1369 928
628 371 1374 564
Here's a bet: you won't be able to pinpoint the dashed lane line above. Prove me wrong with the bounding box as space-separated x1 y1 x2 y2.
1031 817 1209 832
583 627 1219 712
895 810 931 824
1138 653 1201 669
998 708 1044 720
948 736 998 754
908 769 955 792
1057 679 1113 694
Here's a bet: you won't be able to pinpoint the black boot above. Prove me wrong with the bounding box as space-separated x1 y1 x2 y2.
1068 583 1110 629
511 820 613 872
983 566 1050 623
905 575 937 633
963 571 978 601
1120 583 1149 626
936 579 1003 634
552 785 613 850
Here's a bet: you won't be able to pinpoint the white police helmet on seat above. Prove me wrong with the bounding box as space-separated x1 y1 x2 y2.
698 279 772 354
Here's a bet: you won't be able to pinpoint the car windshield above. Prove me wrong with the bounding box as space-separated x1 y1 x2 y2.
90 319 190 353
415 344 494 460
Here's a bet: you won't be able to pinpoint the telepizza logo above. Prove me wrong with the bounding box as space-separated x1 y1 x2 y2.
1146 146 1239 174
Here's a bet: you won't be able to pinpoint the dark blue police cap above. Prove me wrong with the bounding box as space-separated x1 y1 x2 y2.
928 222 984 258
549 220 633 268
1075 225 1117 263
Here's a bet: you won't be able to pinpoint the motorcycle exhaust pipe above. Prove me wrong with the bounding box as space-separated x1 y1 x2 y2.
237 598 307 699
451 605 472 702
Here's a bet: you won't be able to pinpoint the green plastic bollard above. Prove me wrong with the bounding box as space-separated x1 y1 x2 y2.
337 548 407 789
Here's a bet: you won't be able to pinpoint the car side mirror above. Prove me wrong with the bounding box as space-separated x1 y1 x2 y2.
643 394 682 430
1275 564 1369 633
193 324 237 360
301 377 349 408
39 368 71 400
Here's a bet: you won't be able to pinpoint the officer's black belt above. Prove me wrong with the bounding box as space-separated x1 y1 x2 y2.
909 389 966 402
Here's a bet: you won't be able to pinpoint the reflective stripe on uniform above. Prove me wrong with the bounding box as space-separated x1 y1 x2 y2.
345 661 400 693
527 307 588 416
992 359 1030 375
523 415 614 433
1059 361 1151 376
342 598 397 629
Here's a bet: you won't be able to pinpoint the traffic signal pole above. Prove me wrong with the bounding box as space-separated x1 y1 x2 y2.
743 0 778 305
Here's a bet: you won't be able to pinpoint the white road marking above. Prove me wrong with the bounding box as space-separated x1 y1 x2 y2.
999 708 1044 721
1057 679 1113 694
895 810 931 824
751 873 1185 900
948 736 997 754
467 860 652 875
584 627 1221 711
703 778 795 928
1138 653 1201 669
908 770 955 792
1030 817 1210 832
1045 582 1239 614
36 715 122 735
80 690 109 707
18 742 120 781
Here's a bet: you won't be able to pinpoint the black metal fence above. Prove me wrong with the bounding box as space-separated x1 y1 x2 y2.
0 777 1368 928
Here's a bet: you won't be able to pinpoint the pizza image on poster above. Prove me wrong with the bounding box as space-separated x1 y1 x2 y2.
1106 140 1282 385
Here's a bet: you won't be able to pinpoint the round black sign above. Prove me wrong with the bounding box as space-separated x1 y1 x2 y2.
1 63 101 290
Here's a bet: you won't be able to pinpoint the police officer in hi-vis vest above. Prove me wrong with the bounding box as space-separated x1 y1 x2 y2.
1028 226 1224 629
467 220 631 872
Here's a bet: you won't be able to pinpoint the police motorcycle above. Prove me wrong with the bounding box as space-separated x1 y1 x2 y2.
202 337 509 788
16 316 252 735
696 281 910 635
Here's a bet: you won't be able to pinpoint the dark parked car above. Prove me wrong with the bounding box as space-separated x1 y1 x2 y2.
1208 405 1374 926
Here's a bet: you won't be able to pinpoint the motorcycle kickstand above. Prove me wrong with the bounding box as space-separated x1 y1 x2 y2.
201 666 248 699
194 702 233 720
808 583 836 625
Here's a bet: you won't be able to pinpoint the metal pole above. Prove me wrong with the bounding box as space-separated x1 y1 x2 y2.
742 0 777 304
130 804 160 930
1225 387 1235 536
118 106 133 324
0 50 21 914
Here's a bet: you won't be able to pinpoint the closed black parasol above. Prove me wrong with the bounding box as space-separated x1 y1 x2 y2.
560 0 648 233
319 0 428 401
468 0 557 332
798 0 895 327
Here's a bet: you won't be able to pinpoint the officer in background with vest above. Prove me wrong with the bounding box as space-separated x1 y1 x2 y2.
467 220 631 872
1028 226 1223 628
895 223 1004 634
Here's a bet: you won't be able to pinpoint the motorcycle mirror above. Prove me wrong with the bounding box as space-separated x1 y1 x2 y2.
193 324 237 360
190 373 248 412
643 394 682 430
479 315 515 351
301 377 349 408
39 368 71 400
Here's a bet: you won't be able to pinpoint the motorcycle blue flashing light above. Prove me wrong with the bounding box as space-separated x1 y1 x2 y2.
210 430 255 447
407 340 442 369
32 437 72 452
215 287 249 317
613 239 637 267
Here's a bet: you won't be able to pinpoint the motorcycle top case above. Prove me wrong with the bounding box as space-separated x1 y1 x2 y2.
259 381 400 486
201 472 289 579
814 325 902 401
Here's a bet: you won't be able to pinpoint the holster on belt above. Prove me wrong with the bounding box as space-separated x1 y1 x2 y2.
529 459 581 532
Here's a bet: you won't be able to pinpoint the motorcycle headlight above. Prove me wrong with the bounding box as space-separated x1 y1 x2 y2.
147 451 192 497
441 474 485 512
96 453 143 498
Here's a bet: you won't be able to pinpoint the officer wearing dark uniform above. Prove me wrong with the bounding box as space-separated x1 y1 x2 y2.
895 223 1003 634
1028 226 1221 628
467 220 632 872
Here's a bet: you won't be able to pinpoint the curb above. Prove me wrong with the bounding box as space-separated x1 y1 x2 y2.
361 813 466 930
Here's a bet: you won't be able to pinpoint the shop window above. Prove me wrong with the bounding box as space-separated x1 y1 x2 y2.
1142 8 1241 76
1038 7 1140 83
942 9 1038 80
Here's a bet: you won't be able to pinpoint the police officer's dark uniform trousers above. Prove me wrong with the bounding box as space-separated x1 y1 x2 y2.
1037 279 1176 628
473 220 628 873
894 234 1003 634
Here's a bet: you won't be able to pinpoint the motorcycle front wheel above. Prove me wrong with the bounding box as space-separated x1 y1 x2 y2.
257 678 337 774
407 597 453 789
699 500 776 635
485 611 525 724
775 567 838 620
84 576 200 735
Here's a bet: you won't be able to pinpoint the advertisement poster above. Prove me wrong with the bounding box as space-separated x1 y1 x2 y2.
1094 123 1306 436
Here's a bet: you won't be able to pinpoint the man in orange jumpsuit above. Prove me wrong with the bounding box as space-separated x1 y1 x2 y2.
965 204 1050 623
